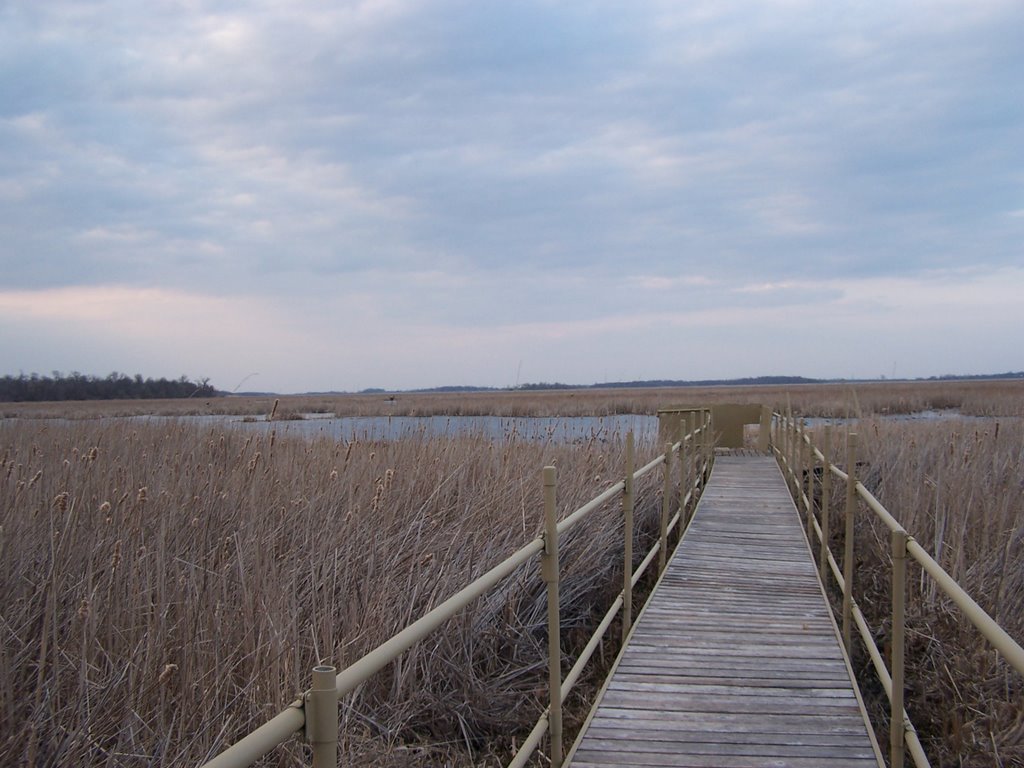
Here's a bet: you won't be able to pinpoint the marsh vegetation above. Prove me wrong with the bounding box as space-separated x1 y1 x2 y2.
1 418 671 766
822 418 1024 767
1 379 1021 766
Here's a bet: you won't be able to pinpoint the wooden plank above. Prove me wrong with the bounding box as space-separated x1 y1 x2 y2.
565 454 883 767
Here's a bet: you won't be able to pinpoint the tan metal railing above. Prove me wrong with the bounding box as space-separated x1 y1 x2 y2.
199 411 715 768
773 412 1024 768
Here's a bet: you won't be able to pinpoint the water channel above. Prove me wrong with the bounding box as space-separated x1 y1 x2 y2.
135 413 662 443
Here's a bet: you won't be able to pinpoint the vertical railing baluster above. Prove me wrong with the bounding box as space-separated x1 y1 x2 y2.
678 415 688 527
802 421 814 543
783 411 791 488
842 432 858 656
541 466 562 767
891 529 908 768
687 412 697 503
819 425 832 586
711 407 716 456
622 432 635 642
794 419 801 491
784 406 793 490
806 424 815 516
306 665 338 768
758 405 771 453
659 442 672 574
706 409 714 475
773 411 780 462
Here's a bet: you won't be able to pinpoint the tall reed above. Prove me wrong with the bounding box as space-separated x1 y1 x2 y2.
4 378 1022 420
815 418 1024 766
0 419 666 766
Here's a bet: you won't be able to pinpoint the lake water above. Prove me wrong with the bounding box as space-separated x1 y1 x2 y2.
144 413 661 443
801 409 982 428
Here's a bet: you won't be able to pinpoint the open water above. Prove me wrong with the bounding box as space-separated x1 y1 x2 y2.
136 413 661 443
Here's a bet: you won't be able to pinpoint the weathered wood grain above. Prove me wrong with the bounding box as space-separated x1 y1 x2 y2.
565 454 883 768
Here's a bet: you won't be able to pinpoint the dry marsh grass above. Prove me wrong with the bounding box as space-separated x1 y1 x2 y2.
0 419 671 767
814 418 1024 766
3 378 1023 420
4 381 1022 768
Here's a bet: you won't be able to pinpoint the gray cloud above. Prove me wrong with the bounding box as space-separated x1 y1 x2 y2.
1 1 1022 389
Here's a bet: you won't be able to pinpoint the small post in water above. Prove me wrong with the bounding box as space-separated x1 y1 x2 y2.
541 466 563 767
305 665 338 768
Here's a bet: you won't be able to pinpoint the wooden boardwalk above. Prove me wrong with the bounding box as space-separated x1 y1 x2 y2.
566 453 883 768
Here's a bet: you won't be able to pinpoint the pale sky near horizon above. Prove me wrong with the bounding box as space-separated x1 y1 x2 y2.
2 1 1022 393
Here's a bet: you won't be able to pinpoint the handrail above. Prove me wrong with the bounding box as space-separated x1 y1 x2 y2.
772 412 1024 768
199 414 714 768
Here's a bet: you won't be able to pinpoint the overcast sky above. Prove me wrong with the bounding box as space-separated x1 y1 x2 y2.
2 1 1021 393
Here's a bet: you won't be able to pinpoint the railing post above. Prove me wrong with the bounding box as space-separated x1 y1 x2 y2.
891 529 908 768
802 421 814 543
622 431 635 642
842 432 858 656
541 466 563 767
781 411 790 486
773 410 779 457
678 415 688 527
806 424 815 514
783 406 793 489
704 409 713 477
305 665 338 768
687 412 697 496
698 410 706 481
758 405 771 452
790 418 800 496
819 425 832 586
659 441 672 574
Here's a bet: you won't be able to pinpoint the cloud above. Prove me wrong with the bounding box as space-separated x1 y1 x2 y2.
2 264 1021 391
1 2 1022 389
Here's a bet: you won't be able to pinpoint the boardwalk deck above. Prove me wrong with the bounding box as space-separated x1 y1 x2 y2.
566 453 883 768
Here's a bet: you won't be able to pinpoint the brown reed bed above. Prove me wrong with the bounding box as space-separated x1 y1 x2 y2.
4 383 1022 767
0 418 672 767
812 417 1024 767
3 378 1023 421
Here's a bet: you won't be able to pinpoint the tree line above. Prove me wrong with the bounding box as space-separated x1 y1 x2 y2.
0 372 218 402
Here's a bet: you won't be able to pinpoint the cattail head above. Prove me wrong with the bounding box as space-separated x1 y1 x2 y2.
159 663 178 686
